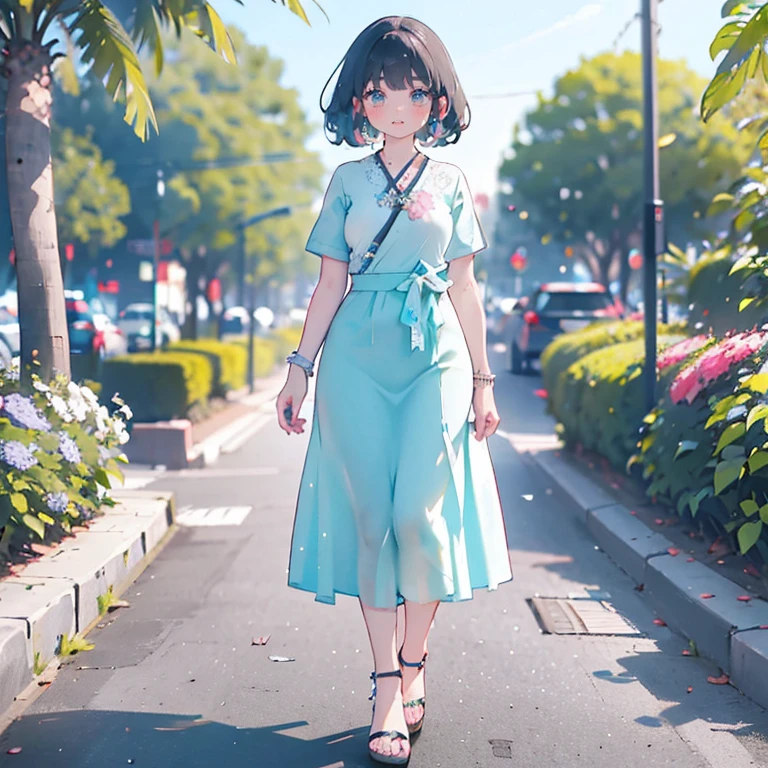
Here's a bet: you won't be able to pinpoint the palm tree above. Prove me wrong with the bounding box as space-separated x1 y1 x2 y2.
0 0 320 384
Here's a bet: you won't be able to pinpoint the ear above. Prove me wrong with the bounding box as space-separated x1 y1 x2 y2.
437 95 449 120
352 96 362 114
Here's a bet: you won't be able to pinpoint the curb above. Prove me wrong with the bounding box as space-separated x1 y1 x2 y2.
0 489 176 721
531 448 768 711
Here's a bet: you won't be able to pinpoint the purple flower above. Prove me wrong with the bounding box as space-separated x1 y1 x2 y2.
46 492 69 514
59 434 81 464
0 440 38 471
2 393 51 432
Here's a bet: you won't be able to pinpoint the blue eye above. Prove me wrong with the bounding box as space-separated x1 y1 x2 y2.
411 90 430 105
367 90 385 105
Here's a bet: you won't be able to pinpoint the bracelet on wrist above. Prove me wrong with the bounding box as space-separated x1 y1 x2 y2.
472 371 495 388
286 351 315 378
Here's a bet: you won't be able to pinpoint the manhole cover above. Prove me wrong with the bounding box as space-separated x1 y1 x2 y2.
527 597 643 636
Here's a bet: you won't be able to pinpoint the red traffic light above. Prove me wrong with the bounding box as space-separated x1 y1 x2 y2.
510 251 527 271
65 243 75 262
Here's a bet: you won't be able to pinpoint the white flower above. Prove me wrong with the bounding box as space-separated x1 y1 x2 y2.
49 395 73 422
69 397 88 423
119 404 133 420
118 430 130 445
33 380 50 393
96 405 110 434
80 386 99 409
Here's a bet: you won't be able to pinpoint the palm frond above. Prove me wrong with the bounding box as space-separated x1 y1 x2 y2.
69 1 157 140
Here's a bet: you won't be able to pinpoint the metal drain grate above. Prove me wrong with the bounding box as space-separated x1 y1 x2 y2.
527 597 643 636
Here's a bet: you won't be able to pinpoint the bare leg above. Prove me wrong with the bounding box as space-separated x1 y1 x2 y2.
361 601 410 760
400 600 439 727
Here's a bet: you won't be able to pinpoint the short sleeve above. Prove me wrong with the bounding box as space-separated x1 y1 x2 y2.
443 169 487 261
306 167 351 263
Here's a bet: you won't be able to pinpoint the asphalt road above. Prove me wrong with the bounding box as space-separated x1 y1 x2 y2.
3 347 768 768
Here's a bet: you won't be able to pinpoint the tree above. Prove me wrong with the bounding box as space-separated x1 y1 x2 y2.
498 52 753 301
0 0 320 385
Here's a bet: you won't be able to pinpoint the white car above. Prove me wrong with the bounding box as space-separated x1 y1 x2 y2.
0 305 19 368
117 303 181 353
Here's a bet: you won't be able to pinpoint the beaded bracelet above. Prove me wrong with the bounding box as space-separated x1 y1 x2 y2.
473 372 496 388
286 350 315 377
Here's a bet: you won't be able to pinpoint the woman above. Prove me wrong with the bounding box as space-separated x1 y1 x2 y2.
276 16 513 765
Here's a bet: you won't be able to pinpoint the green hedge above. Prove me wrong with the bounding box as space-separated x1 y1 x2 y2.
101 352 213 422
168 340 247 396
687 253 767 335
551 334 685 469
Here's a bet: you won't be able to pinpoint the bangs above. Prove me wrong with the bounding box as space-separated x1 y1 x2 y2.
362 33 434 93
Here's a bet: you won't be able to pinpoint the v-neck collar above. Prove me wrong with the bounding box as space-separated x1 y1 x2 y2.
374 151 425 190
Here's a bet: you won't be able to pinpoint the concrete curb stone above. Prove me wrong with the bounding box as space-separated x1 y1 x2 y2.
531 448 768 710
0 490 175 723
0 620 32 715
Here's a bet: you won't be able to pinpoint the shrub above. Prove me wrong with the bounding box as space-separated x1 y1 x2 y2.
101 351 213 423
687 253 767 335
0 367 132 558
168 340 247 397
552 334 685 469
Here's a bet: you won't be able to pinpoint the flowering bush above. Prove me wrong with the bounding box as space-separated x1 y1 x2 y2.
669 330 768 404
0 364 132 557
656 334 713 372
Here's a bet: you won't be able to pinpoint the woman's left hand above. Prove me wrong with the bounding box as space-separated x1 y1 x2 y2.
473 386 500 441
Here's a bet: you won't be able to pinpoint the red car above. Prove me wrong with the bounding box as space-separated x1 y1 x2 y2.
503 282 622 374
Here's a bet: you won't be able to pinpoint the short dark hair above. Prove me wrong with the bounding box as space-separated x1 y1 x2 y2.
321 17 471 148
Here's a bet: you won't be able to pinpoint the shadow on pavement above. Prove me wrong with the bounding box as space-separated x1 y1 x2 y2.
0 710 371 768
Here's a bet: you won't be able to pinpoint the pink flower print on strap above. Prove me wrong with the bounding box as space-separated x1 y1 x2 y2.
407 190 435 221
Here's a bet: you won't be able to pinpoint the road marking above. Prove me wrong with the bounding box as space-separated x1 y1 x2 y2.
166 467 279 479
176 505 252 527
221 412 272 454
119 467 165 490
497 430 562 453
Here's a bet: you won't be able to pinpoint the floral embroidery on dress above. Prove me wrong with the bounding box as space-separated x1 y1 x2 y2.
429 165 453 194
407 190 435 220
364 154 387 187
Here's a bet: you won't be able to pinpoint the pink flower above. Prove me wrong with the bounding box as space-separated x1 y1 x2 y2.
669 331 768 405
407 190 435 220
657 335 710 371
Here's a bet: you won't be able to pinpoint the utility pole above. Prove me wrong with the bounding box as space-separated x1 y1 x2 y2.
641 0 664 412
151 170 166 353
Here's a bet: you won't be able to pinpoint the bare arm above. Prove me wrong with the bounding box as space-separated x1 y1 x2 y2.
447 254 500 440
277 256 349 434
447 254 490 375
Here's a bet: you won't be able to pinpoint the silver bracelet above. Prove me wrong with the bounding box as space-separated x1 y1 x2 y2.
286 351 315 377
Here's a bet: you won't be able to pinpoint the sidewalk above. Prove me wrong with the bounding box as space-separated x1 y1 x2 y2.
514 436 768 712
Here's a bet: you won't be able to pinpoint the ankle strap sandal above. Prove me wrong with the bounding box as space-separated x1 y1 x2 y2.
368 669 411 765
398 650 428 737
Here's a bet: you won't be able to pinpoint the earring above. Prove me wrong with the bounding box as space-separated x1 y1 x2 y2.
428 115 442 139
361 116 376 144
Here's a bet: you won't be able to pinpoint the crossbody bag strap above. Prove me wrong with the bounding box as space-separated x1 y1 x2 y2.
355 155 430 275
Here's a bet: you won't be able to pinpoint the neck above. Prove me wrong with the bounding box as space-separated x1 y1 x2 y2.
379 134 418 169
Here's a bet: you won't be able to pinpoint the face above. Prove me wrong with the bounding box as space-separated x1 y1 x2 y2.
354 74 447 140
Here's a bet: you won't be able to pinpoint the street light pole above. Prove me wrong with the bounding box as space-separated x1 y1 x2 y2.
236 206 292 393
641 0 662 412
151 169 166 353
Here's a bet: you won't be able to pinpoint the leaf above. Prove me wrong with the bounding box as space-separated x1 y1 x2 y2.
747 404 768 430
748 450 768 473
730 253 755 273
714 459 743 493
22 514 45 539
658 132 677 148
94 467 111 489
760 503 768 523
708 192 736 218
190 3 237 65
675 440 699 459
738 520 763 554
740 296 758 311
702 65 749 122
10 493 28 513
747 373 768 393
38 513 55 526
741 499 760 516
71 1 158 141
715 422 746 455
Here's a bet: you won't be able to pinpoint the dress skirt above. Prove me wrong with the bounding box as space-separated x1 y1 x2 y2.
287 263 513 609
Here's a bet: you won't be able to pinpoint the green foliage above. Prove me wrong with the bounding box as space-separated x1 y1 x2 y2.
97 584 118 615
550 335 685 469
687 250 768 334
499 52 753 283
101 351 213 422
0 368 132 559
33 651 46 676
58 632 95 656
169 340 248 396
51 126 131 251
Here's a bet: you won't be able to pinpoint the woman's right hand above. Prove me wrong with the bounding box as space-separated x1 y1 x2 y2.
277 367 309 435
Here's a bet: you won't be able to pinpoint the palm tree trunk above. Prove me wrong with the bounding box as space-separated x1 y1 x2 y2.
5 41 69 385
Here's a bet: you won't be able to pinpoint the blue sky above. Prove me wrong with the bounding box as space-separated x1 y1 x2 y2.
218 0 727 199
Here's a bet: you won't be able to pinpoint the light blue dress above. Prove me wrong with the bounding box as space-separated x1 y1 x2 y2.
288 153 513 609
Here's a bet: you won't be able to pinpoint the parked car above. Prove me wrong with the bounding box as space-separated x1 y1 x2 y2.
220 306 250 336
0 305 19 369
503 282 622 374
66 296 109 379
117 303 181 352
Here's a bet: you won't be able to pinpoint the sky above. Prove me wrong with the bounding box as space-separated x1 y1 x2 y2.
218 0 728 201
